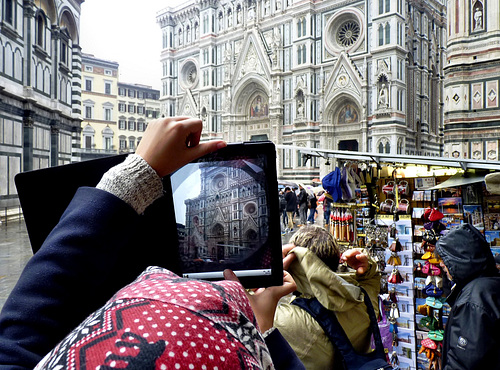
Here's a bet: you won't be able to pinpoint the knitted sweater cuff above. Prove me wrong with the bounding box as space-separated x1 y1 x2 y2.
96 154 164 214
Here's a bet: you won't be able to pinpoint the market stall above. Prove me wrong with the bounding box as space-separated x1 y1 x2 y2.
293 147 500 370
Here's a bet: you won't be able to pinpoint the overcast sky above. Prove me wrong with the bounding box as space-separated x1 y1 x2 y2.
80 0 173 90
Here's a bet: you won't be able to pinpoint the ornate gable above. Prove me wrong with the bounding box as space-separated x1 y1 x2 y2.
233 30 271 85
324 52 362 103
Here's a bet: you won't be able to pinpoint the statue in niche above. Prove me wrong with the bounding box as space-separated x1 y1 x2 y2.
194 23 199 39
178 29 183 45
264 0 270 15
187 28 191 43
237 6 242 24
228 10 233 27
248 6 255 20
474 6 483 30
276 0 281 11
219 14 224 32
297 101 304 117
378 84 389 108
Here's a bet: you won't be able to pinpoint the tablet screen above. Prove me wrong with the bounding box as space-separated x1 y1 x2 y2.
170 142 282 288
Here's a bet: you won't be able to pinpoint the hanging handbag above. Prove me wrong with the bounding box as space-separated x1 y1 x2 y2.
422 261 441 276
389 238 402 252
388 268 404 284
424 283 443 298
370 297 393 353
387 253 402 266
419 316 438 331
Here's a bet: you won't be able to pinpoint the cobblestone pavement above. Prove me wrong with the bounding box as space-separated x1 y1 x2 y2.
0 220 33 311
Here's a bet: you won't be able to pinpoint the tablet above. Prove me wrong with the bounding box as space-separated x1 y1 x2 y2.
169 141 283 288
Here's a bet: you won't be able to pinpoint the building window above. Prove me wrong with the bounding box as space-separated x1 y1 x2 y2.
105 82 111 95
36 13 45 47
378 25 384 46
60 41 68 65
85 79 92 92
85 66 93 72
337 20 360 48
118 103 126 112
129 138 136 150
128 89 136 98
119 120 126 130
118 87 126 96
105 69 112 76
104 108 112 121
119 139 127 150
385 23 391 44
104 137 112 151
85 106 92 119
4 0 14 25
137 121 145 132
297 17 306 37
128 105 135 113
128 120 136 131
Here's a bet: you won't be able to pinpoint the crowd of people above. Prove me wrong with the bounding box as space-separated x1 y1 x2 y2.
279 185 331 234
0 116 498 369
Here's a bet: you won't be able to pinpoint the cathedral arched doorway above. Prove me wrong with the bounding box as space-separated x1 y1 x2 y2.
232 80 271 142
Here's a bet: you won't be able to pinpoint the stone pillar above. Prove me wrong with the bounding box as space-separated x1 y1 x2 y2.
23 113 34 171
50 124 59 167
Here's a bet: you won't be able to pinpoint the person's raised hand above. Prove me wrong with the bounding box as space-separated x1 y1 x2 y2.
282 243 296 271
223 269 297 333
340 248 369 275
136 116 226 177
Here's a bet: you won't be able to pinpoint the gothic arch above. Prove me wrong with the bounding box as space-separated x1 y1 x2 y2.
38 0 57 23
325 94 362 125
59 8 79 43
233 78 269 116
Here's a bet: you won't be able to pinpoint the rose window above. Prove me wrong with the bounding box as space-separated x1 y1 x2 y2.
337 20 360 48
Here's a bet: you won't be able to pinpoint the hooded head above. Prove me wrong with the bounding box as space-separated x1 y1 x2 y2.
436 224 498 288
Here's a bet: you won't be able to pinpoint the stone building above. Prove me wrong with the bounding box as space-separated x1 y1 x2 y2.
157 0 446 181
80 54 162 158
0 0 83 204
443 0 500 161
116 82 161 154
81 53 119 160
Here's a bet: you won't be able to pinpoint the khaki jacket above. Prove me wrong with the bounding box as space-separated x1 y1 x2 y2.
274 247 380 369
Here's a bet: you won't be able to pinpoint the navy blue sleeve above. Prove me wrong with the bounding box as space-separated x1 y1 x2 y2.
0 187 143 369
265 329 305 370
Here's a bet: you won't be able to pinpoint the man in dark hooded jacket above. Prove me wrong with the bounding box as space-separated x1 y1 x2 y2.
435 224 500 369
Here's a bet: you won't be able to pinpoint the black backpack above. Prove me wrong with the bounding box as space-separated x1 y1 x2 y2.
292 287 393 370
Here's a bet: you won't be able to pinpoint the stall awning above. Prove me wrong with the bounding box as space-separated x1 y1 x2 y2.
428 171 486 190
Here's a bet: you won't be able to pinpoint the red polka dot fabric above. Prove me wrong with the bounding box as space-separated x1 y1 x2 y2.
35 267 274 369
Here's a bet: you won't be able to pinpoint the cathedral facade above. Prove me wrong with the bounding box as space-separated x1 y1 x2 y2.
443 0 500 161
182 161 268 263
157 0 446 182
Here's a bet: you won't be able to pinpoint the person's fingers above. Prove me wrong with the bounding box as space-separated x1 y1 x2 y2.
223 269 239 282
283 253 296 271
282 243 295 258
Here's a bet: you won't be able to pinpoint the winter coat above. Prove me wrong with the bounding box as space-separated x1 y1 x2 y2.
274 247 380 369
297 188 308 205
285 191 298 212
435 224 500 369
